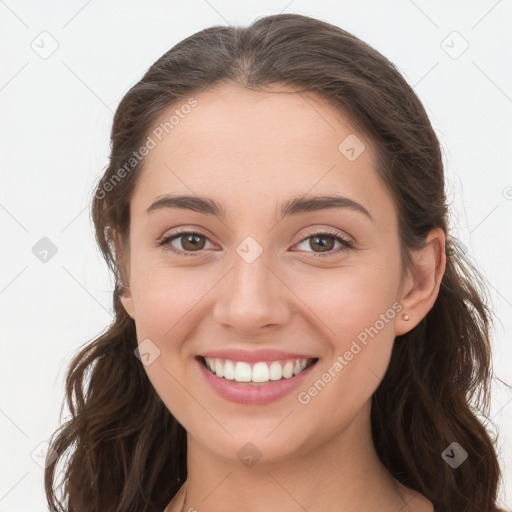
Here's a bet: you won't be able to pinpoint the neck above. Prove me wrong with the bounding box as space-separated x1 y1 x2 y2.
180 401 420 512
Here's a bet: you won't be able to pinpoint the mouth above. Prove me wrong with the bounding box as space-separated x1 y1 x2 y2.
197 355 319 386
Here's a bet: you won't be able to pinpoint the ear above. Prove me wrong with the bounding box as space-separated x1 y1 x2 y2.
112 229 135 320
395 228 446 336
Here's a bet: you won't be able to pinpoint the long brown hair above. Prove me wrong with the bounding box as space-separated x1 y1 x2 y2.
45 13 506 512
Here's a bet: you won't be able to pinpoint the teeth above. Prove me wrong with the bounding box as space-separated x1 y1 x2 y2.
269 361 282 381
203 357 314 383
214 359 224 378
282 361 294 379
224 360 235 380
235 362 252 382
252 362 270 382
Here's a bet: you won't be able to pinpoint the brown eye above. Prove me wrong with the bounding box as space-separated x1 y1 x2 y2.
159 231 214 256
309 235 336 253
180 233 206 251
159 230 354 258
293 231 354 258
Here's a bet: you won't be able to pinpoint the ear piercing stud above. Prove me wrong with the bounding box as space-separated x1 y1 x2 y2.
402 314 409 321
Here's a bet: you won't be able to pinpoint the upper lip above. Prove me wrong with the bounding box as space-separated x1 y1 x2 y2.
200 349 317 363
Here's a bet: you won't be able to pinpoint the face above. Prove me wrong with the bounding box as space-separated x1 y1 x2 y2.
120 83 413 464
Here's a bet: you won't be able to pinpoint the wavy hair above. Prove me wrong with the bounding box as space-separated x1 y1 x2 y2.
45 13 506 512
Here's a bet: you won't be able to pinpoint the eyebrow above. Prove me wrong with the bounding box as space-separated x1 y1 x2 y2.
146 194 373 221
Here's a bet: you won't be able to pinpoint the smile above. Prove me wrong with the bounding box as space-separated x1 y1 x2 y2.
201 356 317 384
196 353 319 405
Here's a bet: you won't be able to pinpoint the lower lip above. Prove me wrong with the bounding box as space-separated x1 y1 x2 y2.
197 357 317 405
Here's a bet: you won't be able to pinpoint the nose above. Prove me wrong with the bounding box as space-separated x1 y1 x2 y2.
212 248 292 336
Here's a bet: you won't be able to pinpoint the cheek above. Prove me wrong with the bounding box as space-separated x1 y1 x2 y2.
292 263 400 394
291 262 401 347
292 264 402 432
128 261 207 423
130 258 213 337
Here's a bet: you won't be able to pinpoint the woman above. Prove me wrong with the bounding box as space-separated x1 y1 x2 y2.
44 13 506 512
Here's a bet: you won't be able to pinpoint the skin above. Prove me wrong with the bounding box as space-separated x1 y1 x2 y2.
118 83 445 512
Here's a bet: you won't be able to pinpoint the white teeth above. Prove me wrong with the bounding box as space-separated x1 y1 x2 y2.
203 357 314 383
252 362 270 382
224 360 235 380
235 362 252 382
269 361 282 381
214 359 224 378
282 361 294 379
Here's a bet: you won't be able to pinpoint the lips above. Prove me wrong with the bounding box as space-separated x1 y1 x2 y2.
195 349 319 404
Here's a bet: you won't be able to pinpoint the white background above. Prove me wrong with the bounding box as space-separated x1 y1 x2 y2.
0 0 511 510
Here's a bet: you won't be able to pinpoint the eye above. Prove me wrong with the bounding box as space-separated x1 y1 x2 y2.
157 229 354 258
293 230 354 258
158 230 215 257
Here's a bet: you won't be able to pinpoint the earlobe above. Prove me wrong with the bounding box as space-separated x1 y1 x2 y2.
120 289 135 319
395 228 446 336
112 228 135 320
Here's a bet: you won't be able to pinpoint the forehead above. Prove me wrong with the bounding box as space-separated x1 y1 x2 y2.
148 83 371 166
130 83 395 224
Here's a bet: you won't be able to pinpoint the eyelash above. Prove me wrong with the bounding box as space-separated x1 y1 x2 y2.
157 228 354 258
